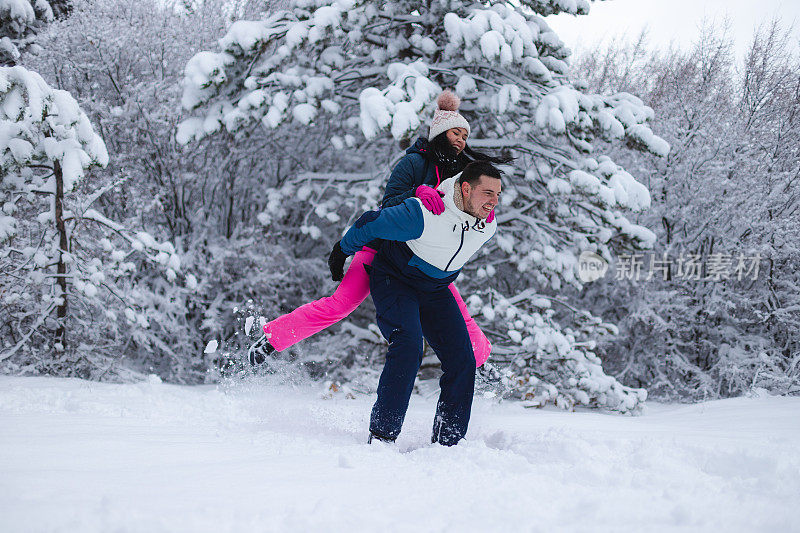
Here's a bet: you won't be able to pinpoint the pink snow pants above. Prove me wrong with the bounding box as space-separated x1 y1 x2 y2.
263 247 492 367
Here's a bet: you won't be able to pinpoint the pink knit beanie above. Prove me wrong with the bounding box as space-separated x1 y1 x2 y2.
428 90 471 140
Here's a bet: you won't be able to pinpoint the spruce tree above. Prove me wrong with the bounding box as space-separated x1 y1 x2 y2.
178 0 670 413
0 0 71 65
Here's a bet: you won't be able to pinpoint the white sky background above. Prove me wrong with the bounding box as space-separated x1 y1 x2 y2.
547 0 800 59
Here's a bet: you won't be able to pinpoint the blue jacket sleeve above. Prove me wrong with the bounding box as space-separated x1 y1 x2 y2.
381 155 424 208
340 199 425 255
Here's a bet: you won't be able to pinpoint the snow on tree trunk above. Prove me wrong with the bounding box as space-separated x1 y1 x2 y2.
53 157 67 351
177 0 671 413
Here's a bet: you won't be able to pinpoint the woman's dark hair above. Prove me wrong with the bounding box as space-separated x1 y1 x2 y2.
423 131 514 179
462 144 515 165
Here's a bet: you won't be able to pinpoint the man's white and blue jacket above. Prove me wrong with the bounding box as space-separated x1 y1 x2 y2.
340 176 496 290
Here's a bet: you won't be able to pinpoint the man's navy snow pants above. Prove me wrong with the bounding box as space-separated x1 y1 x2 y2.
368 268 476 446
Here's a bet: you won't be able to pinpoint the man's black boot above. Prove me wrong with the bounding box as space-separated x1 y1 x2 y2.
368 431 396 444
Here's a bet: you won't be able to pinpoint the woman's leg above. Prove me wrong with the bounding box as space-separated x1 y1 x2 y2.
263 248 376 351
448 283 492 367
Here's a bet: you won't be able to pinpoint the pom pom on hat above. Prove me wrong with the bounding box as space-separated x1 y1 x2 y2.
429 90 471 140
437 90 461 112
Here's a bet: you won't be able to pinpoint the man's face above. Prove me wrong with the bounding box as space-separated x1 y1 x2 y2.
461 175 501 219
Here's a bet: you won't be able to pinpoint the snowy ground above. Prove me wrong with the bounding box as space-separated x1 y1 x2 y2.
1 375 798 533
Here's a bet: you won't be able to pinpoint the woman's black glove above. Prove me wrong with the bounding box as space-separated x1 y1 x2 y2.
327 241 347 282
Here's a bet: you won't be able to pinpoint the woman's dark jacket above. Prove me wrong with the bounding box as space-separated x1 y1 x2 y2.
381 137 442 208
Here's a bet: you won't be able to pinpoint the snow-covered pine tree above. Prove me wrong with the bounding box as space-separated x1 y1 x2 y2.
178 0 670 413
0 0 70 65
0 65 195 378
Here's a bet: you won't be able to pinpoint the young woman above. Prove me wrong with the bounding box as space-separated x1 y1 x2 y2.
250 91 510 367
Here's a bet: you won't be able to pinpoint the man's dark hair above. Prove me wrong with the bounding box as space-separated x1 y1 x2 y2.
458 160 502 187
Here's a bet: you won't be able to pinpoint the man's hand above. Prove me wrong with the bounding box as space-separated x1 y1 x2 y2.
327 241 347 281
415 185 445 215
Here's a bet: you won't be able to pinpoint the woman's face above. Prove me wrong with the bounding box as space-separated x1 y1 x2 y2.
446 127 468 154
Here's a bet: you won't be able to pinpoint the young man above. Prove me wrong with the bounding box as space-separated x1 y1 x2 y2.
334 160 502 446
